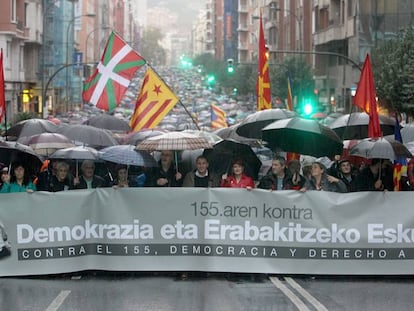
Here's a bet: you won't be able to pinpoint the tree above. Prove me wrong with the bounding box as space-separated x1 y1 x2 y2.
139 27 167 66
372 27 414 116
269 57 315 110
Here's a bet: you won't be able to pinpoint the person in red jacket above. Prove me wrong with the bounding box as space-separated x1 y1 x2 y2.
220 159 255 189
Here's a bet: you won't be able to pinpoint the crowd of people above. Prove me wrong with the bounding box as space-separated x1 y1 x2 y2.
1 150 414 193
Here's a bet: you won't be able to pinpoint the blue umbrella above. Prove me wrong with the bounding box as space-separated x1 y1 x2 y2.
99 145 157 167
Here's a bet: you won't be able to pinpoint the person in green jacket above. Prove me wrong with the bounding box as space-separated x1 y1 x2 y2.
0 162 36 193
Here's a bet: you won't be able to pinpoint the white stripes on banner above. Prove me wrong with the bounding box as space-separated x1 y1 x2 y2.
269 277 328 311
45 290 71 311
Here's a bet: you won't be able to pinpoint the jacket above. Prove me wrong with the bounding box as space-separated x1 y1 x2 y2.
183 170 220 187
220 174 255 188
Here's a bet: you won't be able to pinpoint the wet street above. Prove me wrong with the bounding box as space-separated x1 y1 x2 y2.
2 272 414 310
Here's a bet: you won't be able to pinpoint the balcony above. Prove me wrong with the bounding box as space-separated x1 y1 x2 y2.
237 23 249 32
238 42 249 50
238 5 248 13
314 24 345 45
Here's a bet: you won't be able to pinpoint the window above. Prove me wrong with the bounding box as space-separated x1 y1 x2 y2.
11 0 17 22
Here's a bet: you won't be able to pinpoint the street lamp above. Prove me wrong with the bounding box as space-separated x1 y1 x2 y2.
65 12 96 112
85 26 113 63
84 26 112 79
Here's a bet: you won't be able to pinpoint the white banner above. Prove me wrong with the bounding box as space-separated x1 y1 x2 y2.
0 188 413 276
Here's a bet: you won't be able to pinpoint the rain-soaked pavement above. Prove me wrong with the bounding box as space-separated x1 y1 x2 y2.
1 272 414 310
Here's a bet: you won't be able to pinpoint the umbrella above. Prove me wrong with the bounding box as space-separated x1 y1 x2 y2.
7 118 58 138
182 129 223 144
49 146 101 178
17 133 75 157
121 128 167 145
99 145 157 167
56 124 118 148
49 146 100 161
311 112 327 119
136 131 212 170
405 141 414 155
214 125 261 146
202 139 262 180
401 123 414 143
328 112 396 140
319 112 343 126
262 117 343 157
84 114 131 132
136 131 212 152
349 137 412 160
0 141 43 174
235 108 297 139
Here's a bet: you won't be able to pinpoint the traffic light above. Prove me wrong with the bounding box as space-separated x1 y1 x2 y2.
301 97 315 117
227 58 234 74
206 74 216 85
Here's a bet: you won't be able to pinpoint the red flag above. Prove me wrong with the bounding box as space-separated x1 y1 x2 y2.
211 103 228 129
82 32 146 111
353 54 381 138
256 12 271 111
0 49 5 123
129 67 179 132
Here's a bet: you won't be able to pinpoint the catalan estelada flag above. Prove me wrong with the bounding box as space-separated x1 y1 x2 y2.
82 32 146 111
256 12 271 111
393 116 407 191
286 76 293 111
129 67 179 132
211 103 228 129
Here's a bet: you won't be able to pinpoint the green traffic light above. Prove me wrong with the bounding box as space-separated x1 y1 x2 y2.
227 66 234 74
207 75 216 84
304 103 313 115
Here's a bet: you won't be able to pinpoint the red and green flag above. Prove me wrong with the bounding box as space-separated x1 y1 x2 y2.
82 32 146 111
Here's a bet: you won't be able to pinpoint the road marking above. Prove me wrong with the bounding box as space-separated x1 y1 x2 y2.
45 290 71 311
285 277 329 311
269 277 310 311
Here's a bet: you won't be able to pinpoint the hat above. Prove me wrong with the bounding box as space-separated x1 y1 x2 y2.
300 155 316 168
315 157 333 170
1 167 8 173
338 158 350 165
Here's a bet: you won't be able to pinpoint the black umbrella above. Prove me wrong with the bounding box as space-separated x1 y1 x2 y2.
214 125 261 147
56 124 118 148
236 108 297 139
328 112 396 140
84 114 130 132
262 117 343 158
6 118 58 138
0 141 43 174
203 139 262 180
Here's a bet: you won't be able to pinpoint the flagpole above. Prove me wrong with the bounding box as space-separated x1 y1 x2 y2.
0 48 7 140
3 100 7 141
146 63 200 130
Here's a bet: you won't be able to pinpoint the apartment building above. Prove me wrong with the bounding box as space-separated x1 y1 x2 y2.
314 0 414 113
0 0 42 122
